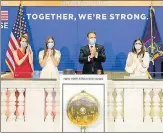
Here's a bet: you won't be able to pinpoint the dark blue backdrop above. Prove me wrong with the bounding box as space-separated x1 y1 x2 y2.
1 6 163 72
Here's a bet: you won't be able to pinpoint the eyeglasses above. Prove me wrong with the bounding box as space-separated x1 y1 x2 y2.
135 43 142 45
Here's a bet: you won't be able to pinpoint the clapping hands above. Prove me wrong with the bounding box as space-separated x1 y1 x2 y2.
49 49 53 56
25 46 30 57
45 49 53 57
127 52 136 65
138 56 143 63
90 47 96 58
129 52 143 63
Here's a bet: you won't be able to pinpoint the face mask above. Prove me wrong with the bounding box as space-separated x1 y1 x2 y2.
20 42 27 48
89 39 96 45
135 44 142 50
47 43 54 49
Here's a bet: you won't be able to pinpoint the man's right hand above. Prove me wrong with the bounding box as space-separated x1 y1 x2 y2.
90 53 95 58
90 49 95 58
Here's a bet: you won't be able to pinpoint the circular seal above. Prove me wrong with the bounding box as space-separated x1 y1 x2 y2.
67 90 99 127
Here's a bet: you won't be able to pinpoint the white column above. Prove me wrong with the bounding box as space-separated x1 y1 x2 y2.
8 89 16 121
153 89 161 122
1 89 7 120
144 89 152 122
45 89 53 121
17 88 25 121
52 90 56 120
108 90 114 121
115 89 123 122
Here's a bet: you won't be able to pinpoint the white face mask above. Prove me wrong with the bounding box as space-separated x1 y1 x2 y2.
135 43 142 50
20 41 27 48
47 43 54 49
89 38 96 45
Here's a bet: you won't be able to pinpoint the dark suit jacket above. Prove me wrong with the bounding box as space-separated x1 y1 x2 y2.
79 44 106 74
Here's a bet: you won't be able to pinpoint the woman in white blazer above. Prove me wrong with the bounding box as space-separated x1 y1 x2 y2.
125 39 150 79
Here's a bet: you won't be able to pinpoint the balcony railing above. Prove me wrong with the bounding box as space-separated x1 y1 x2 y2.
1 80 60 132
1 79 163 132
107 79 163 132
1 88 26 121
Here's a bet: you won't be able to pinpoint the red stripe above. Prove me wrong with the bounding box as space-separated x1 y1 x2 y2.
1 18 8 19
1 19 8 21
6 48 15 71
1 14 8 15
1 19 8 20
1 16 8 18
7 48 14 60
10 38 18 50
144 39 151 45
6 58 14 72
1 13 8 15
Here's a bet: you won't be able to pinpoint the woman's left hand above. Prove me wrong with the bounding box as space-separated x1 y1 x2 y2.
131 53 138 62
28 51 32 60
28 51 31 56
50 50 54 57
30 71 34 78
32 71 34 75
139 57 143 63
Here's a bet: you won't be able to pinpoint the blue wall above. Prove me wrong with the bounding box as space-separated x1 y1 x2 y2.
1 6 163 72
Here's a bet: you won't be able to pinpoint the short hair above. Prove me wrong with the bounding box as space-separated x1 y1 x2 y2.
87 31 96 38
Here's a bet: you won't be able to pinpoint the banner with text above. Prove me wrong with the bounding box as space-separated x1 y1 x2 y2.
1 6 163 72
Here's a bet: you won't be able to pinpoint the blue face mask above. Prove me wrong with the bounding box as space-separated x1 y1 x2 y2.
47 43 54 49
89 39 96 45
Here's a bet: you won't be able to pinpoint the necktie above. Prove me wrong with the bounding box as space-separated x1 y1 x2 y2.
90 46 95 73
90 46 94 62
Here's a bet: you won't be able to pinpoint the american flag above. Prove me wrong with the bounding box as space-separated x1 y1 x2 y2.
5 4 30 73
1 11 8 21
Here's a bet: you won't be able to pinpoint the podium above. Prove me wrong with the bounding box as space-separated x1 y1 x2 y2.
60 75 107 132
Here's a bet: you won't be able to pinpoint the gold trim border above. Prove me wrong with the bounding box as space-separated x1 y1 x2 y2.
1 1 163 6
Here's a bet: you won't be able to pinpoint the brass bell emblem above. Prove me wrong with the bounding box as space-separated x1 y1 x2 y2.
67 90 99 132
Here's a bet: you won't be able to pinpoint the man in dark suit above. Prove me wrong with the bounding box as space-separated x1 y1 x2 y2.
79 31 106 74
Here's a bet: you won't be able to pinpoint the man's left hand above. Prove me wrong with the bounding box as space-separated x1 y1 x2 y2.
92 47 96 56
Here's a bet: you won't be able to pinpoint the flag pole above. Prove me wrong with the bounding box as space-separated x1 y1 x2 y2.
146 0 154 79
19 0 23 37
150 0 154 54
